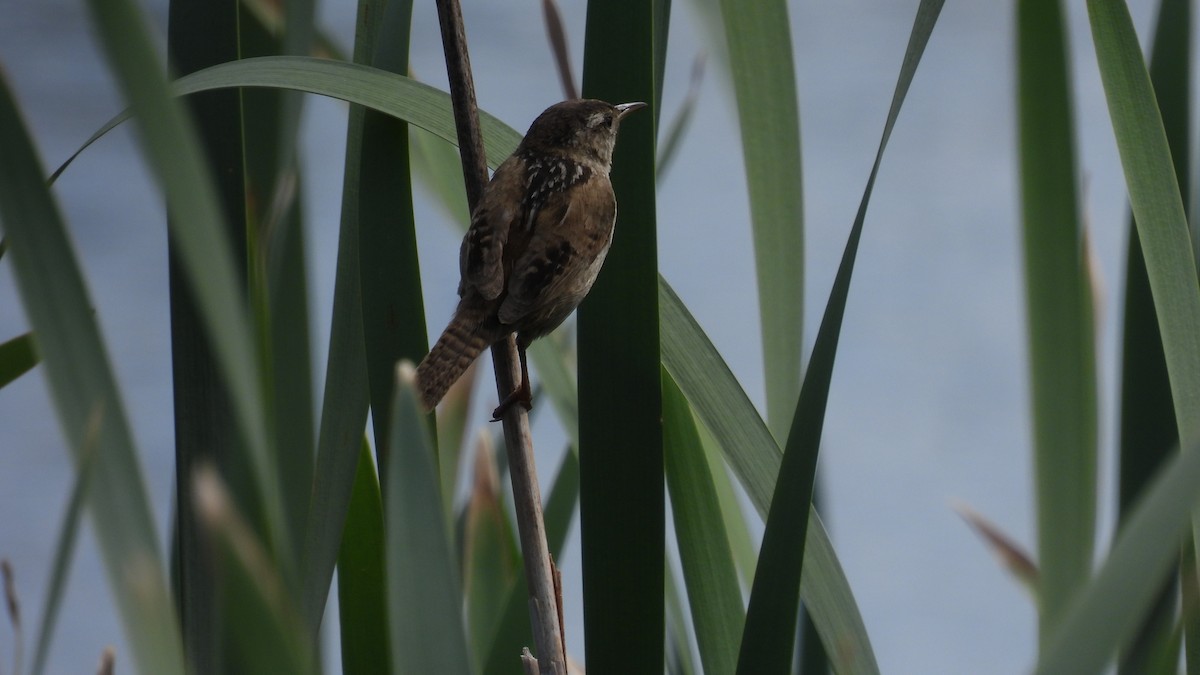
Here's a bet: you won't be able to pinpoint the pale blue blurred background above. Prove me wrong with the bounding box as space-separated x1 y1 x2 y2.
0 0 1181 672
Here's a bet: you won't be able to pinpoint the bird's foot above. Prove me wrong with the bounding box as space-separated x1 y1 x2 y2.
491 383 533 421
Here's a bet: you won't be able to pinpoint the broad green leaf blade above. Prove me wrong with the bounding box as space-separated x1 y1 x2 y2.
580 0 664 668
357 0 425 466
303 0 408 629
166 2 252 668
1116 0 1189 671
660 278 878 674
338 440 391 675
717 0 804 442
0 331 37 389
1088 0 1200 481
385 364 473 674
1035 441 1200 674
85 0 291 568
238 0 318 569
664 370 743 675
264 198 317 560
738 2 943 670
1017 0 1098 643
0 71 185 675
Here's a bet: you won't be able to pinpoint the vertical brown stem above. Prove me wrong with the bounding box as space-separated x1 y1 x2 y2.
433 1 567 672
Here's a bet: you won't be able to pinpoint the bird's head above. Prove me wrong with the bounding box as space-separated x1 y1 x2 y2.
520 99 646 168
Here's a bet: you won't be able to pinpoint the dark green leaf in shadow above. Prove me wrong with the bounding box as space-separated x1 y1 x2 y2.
580 0 664 665
166 0 252 667
385 363 473 673
0 70 185 675
0 332 37 389
338 439 391 675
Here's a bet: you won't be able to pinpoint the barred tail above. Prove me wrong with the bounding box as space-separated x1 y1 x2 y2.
415 311 493 411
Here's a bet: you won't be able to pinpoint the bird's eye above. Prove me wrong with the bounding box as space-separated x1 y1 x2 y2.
587 112 609 129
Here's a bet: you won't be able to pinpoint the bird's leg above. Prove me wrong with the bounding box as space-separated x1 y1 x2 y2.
492 342 534 421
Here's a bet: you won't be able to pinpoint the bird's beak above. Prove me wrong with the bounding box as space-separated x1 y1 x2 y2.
615 102 647 120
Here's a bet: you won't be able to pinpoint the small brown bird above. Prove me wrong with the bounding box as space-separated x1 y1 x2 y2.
416 98 645 418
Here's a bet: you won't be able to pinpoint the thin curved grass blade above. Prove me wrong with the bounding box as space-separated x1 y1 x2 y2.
51 57 525 186
30 405 102 675
660 278 878 674
0 71 185 675
737 2 943 671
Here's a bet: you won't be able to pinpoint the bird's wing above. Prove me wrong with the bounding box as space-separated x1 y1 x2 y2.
497 179 616 326
460 155 526 300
